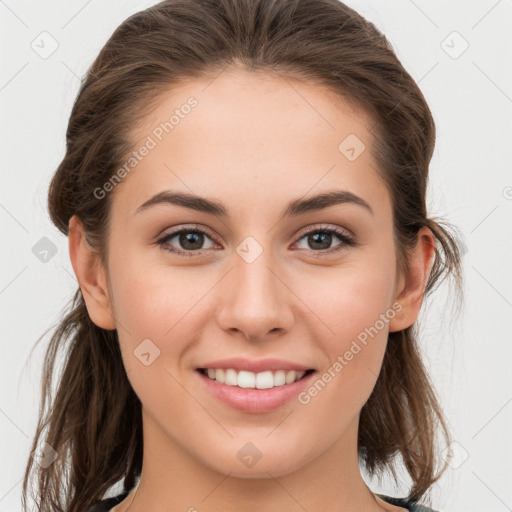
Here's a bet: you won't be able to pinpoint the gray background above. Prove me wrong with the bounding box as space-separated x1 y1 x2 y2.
1 0 511 511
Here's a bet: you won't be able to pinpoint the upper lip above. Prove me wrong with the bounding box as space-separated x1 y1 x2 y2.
197 357 315 373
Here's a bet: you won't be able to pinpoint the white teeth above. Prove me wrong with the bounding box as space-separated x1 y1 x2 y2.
203 368 308 389
224 368 238 386
238 370 256 388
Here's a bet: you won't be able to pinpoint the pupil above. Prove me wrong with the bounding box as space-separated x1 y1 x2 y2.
180 232 203 250
309 232 331 250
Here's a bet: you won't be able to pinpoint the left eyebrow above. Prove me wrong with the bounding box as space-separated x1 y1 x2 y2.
135 189 374 218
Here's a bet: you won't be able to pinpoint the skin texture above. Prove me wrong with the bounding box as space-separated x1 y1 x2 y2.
69 68 435 512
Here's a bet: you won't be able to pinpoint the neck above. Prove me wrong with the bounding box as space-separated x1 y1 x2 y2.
114 411 395 512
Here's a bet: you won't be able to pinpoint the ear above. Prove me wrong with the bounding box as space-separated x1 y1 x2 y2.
388 226 435 332
68 215 117 330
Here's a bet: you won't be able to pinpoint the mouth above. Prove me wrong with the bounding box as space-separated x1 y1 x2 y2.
196 367 316 389
195 367 317 413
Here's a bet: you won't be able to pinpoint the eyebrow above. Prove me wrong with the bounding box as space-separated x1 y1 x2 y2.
135 189 373 218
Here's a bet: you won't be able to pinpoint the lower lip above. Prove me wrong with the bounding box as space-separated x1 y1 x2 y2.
196 369 316 413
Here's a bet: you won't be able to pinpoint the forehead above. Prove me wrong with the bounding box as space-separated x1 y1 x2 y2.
112 69 388 218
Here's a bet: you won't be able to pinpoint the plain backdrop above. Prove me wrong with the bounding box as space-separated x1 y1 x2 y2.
0 1 511 511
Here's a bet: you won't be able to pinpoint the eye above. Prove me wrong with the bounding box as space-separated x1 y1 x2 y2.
156 224 356 256
156 225 218 256
293 225 356 255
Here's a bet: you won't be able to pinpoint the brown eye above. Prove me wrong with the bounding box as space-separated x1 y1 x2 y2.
294 226 356 254
157 228 216 254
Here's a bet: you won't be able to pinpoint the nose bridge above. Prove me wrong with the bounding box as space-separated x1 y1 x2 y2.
232 237 283 312
216 235 292 338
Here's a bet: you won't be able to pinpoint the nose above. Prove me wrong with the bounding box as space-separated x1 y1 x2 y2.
215 248 294 341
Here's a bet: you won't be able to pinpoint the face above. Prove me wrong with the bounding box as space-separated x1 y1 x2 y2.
84 69 409 479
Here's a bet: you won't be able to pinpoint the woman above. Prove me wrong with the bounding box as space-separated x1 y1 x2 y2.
22 0 463 511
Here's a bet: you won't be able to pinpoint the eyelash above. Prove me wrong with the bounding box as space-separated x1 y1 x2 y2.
156 224 356 257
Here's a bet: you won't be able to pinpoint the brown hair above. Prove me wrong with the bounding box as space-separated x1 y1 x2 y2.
22 0 464 510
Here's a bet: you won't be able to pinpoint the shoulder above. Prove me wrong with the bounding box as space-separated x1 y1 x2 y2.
88 491 130 512
376 493 442 512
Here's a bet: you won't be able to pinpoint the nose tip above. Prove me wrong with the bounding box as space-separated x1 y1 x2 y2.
215 260 293 341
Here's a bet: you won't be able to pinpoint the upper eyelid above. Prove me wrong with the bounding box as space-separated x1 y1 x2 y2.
299 224 352 237
159 224 217 243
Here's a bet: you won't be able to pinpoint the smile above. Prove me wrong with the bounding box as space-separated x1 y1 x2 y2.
196 368 317 413
198 368 315 389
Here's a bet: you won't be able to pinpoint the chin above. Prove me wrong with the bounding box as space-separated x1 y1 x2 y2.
200 447 309 479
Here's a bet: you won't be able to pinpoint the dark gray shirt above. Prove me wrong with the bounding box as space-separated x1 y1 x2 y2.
88 491 440 511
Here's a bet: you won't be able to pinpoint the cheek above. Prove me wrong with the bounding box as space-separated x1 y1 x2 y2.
310 257 396 338
108 259 202 403
109 253 205 339
108 254 222 389
306 259 395 391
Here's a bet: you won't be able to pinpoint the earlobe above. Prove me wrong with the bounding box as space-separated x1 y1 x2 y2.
388 227 435 333
68 215 117 330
